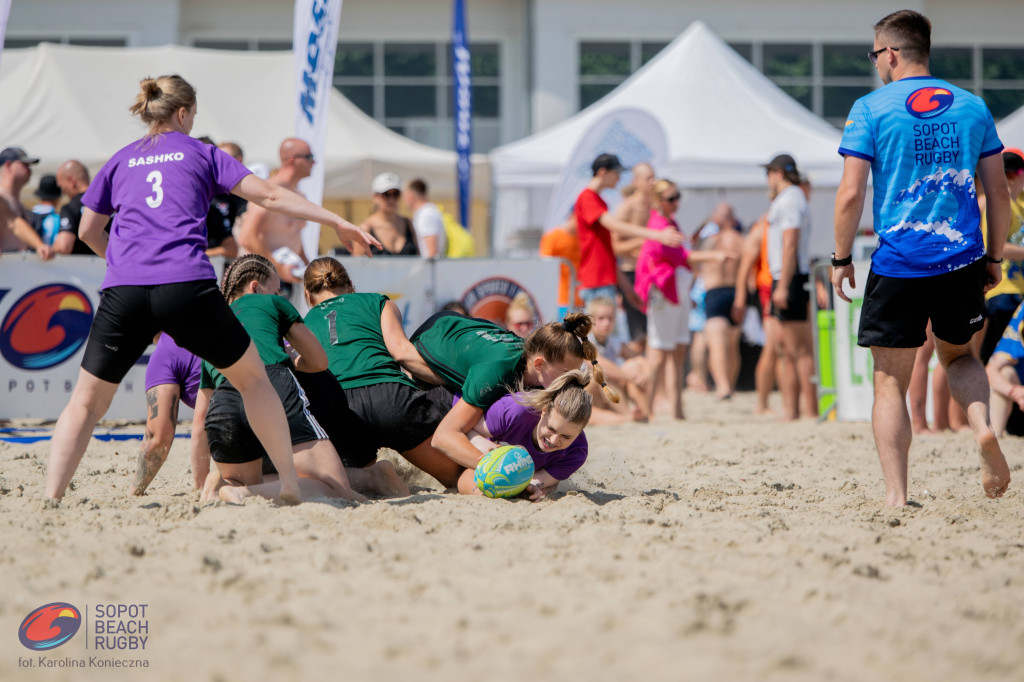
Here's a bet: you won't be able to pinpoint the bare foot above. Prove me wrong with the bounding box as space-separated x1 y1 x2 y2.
978 430 1010 499
200 469 226 502
278 480 302 506
754 407 776 417
912 423 935 435
219 485 252 504
371 461 410 498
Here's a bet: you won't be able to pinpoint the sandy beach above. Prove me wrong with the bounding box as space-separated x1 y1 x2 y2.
1 390 1022 681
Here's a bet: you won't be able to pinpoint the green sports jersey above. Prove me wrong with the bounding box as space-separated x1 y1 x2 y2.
200 294 301 389
304 293 415 390
411 314 524 408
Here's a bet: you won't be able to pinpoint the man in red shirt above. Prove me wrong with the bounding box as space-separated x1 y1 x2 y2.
575 154 683 306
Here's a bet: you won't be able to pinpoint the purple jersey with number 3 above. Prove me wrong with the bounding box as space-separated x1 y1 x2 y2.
82 131 250 289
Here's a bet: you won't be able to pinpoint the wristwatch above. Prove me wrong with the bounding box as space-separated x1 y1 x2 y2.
984 254 1004 264
831 252 853 267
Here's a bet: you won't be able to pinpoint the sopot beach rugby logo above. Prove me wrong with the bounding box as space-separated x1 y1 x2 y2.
0 284 94 370
19 603 83 651
905 86 955 119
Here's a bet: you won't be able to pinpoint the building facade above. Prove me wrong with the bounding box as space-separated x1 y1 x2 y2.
7 0 1024 152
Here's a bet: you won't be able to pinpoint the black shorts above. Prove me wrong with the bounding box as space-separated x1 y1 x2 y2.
298 371 453 468
81 280 250 384
205 364 327 466
771 274 810 322
704 286 736 324
858 259 986 348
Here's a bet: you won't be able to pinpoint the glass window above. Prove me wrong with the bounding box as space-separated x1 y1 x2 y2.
256 40 291 52
384 43 435 77
194 39 250 51
336 43 374 77
445 43 501 79
779 85 812 110
983 48 1024 81
763 43 812 78
4 37 61 48
447 85 500 118
579 83 618 109
931 47 973 81
823 44 874 78
339 85 374 116
641 41 669 65
67 37 127 47
824 86 875 119
727 43 753 64
579 42 631 77
983 89 1024 120
384 85 436 118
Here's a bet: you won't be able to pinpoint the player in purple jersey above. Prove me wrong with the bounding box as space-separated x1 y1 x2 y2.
131 333 202 496
45 74 382 505
463 369 593 501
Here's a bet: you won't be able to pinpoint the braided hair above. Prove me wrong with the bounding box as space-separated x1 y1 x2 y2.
220 254 276 302
523 312 620 403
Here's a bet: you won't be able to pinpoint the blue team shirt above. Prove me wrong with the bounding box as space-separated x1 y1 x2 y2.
993 301 1024 382
839 76 1003 278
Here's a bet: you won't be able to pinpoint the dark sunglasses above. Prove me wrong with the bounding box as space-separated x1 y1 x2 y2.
380 189 401 199
662 193 681 202
293 153 315 161
868 46 899 65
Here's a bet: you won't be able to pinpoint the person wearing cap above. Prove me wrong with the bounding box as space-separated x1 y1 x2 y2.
31 174 63 246
350 172 419 257
832 9 1011 506
54 160 97 255
574 153 684 308
0 147 54 259
236 138 319 283
978 151 1024 362
763 153 816 422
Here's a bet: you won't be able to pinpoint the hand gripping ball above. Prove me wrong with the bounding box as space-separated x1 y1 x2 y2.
474 445 535 498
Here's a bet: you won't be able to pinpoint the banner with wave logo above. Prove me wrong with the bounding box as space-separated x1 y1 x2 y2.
293 0 343 260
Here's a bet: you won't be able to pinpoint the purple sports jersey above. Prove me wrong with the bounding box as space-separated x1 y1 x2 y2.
145 333 201 409
82 131 250 289
484 394 589 481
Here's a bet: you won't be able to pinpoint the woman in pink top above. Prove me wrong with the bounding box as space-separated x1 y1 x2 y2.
635 179 725 419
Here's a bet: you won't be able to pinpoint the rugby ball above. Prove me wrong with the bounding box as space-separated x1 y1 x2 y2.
475 445 535 498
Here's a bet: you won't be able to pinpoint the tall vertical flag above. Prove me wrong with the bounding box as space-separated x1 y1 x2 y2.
0 0 13 70
452 0 472 230
293 0 343 261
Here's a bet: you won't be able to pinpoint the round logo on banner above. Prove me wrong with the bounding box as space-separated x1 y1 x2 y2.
0 284 94 370
461 277 541 328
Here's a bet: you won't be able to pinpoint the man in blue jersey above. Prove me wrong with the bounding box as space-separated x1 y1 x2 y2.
832 10 1012 506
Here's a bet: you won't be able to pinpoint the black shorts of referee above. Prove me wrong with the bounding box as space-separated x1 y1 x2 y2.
858 258 987 348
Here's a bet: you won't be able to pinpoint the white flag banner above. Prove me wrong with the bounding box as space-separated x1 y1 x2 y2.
0 0 13 70
293 0 343 260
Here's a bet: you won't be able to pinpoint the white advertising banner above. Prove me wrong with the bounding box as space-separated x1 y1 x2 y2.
833 260 873 421
0 256 153 420
0 0 12 69
321 256 563 334
293 0 343 260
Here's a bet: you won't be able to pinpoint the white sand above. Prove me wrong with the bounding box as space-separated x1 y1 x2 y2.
1 391 1022 681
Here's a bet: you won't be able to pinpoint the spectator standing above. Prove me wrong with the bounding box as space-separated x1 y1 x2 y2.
403 177 447 259
55 160 96 255
31 174 62 246
0 147 53 259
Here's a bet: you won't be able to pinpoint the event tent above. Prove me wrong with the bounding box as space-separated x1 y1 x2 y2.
0 43 489 200
489 21 846 257
998 104 1024 149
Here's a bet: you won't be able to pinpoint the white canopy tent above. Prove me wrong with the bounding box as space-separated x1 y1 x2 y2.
997 104 1024 149
0 43 489 200
490 21 846 257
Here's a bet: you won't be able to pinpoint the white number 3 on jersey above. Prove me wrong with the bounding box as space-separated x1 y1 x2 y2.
146 170 164 209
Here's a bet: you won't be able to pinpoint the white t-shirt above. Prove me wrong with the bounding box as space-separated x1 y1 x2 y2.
413 202 447 259
767 184 811 280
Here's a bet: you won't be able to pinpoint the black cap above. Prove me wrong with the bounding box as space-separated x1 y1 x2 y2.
592 153 625 175
1004 151 1024 174
0 147 40 166
34 174 61 201
762 153 798 173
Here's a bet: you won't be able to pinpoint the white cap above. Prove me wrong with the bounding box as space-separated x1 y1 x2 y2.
371 172 402 194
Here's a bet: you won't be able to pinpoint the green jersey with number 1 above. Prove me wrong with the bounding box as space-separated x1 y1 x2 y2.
304 293 416 391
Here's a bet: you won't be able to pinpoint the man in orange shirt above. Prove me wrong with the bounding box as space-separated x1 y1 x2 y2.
539 215 583 314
